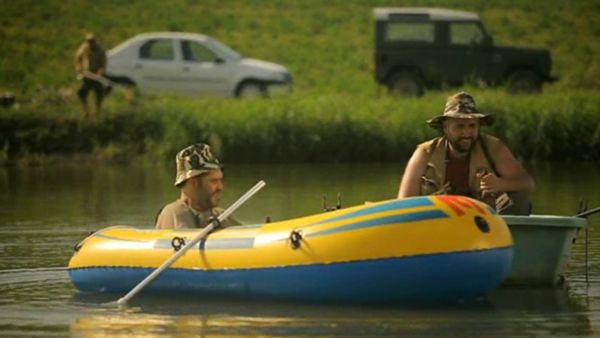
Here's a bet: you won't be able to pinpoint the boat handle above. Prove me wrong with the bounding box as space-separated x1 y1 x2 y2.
290 230 303 249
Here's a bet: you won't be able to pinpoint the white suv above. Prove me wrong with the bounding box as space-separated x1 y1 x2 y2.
107 32 293 98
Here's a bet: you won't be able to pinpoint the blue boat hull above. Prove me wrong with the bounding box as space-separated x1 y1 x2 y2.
70 246 512 304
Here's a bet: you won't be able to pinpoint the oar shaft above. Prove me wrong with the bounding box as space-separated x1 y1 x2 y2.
80 71 112 86
116 180 266 305
218 180 266 221
117 223 215 305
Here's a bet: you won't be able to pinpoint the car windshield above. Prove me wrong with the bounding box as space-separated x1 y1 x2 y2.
205 38 242 61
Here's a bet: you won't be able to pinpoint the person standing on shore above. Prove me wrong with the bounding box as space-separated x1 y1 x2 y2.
74 33 107 115
155 143 241 229
397 91 535 214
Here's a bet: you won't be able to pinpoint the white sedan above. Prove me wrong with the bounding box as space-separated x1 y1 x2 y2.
106 32 293 98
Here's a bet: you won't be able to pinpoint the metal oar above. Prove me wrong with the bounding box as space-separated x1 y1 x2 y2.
115 180 266 305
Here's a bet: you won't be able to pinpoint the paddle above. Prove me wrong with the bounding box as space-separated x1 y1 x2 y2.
77 71 115 87
77 71 137 102
115 180 266 305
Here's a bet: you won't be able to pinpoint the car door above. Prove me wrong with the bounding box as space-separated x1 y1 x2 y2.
134 38 184 92
441 21 492 85
178 39 233 96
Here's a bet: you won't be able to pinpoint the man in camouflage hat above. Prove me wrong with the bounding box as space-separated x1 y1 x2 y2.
397 91 534 214
155 143 241 229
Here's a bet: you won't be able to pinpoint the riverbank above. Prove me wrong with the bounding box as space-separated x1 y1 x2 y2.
2 0 599 96
2 90 599 165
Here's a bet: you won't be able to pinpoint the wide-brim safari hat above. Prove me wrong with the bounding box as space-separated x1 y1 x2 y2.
174 143 222 187
427 91 495 130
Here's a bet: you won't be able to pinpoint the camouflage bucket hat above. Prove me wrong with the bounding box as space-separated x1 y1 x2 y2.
427 91 495 130
174 143 222 187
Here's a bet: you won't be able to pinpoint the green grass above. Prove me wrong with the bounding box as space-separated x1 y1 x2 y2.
0 0 599 164
2 90 599 164
0 0 598 95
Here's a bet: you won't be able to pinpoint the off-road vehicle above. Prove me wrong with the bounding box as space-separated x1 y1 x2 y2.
373 8 558 96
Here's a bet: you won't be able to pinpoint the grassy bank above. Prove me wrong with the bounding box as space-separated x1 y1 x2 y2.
1 0 599 165
1 0 599 97
2 90 599 164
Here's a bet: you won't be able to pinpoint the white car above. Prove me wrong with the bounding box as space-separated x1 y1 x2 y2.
106 32 293 98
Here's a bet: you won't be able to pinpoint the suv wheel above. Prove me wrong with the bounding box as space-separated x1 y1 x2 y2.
236 81 267 98
507 70 542 93
387 72 425 97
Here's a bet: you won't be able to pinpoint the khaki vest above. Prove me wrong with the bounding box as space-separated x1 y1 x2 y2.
419 134 503 198
76 43 106 73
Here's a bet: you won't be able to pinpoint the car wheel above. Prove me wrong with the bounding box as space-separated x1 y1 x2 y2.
236 81 266 98
387 72 425 97
507 70 542 93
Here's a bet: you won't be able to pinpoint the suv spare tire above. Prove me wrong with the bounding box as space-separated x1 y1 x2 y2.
507 70 542 94
387 71 425 97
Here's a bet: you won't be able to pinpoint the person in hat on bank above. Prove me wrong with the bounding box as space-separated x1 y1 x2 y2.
155 143 241 229
397 91 534 214
75 32 107 115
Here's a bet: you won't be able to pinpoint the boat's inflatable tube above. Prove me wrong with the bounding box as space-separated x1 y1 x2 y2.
68 195 513 304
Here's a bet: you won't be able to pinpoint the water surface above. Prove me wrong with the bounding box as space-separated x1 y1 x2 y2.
1 162 599 337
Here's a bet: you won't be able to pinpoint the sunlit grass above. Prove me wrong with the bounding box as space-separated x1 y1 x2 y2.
1 0 598 95
3 90 599 164
1 0 599 164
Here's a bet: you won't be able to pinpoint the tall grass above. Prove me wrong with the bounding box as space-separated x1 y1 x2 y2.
2 90 599 164
1 0 599 164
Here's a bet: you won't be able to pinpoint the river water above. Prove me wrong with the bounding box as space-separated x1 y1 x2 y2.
1 162 600 337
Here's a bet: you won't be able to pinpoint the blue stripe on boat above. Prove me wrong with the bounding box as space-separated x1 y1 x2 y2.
176 224 263 231
153 238 256 250
69 246 512 304
307 209 448 237
200 238 255 250
94 233 147 242
310 197 435 227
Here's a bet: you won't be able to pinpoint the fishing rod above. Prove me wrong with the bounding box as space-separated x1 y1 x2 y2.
574 206 600 218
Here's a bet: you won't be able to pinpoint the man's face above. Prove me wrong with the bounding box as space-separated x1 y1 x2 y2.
86 38 97 48
193 169 224 209
443 118 480 153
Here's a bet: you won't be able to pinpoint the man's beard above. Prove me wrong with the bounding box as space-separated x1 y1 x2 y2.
198 192 220 210
208 193 220 209
448 136 476 153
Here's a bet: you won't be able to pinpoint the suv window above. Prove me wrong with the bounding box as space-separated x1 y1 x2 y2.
449 23 484 45
139 39 174 60
181 40 218 62
385 22 434 43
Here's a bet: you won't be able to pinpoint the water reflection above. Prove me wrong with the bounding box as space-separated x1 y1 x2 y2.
67 288 592 337
1 162 600 337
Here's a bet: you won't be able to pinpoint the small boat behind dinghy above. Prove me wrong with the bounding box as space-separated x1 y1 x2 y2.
502 214 587 286
68 195 513 304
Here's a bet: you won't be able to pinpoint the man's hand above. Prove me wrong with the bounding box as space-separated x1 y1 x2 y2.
478 172 502 196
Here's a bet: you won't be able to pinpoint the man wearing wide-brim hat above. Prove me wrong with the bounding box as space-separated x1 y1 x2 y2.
155 143 241 229
397 91 534 214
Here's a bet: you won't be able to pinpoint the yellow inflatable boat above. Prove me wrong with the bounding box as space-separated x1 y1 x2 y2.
68 195 513 304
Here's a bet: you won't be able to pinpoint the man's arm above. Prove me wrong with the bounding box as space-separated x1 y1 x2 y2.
97 51 107 76
74 44 85 73
398 147 429 198
479 143 535 195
